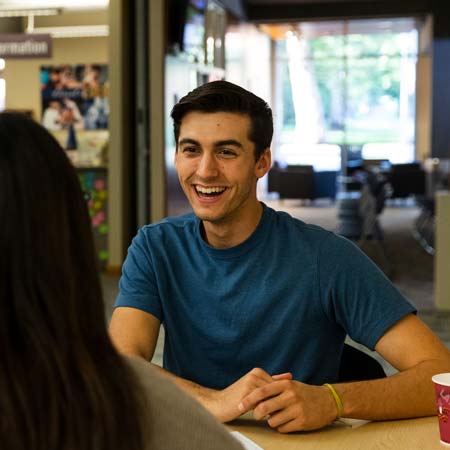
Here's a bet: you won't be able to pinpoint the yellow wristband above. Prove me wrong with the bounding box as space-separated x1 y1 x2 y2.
323 383 343 419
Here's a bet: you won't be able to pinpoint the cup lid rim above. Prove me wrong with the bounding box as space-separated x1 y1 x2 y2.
432 373 450 384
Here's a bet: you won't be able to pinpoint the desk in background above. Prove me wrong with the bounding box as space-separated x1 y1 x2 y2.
229 416 441 450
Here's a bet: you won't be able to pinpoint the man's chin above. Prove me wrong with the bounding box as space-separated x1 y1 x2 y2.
193 212 223 223
191 206 225 223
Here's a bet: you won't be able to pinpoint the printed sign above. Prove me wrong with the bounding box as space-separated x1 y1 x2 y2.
0 34 52 58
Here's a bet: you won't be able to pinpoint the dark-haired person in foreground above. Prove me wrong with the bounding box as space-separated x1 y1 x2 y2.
110 81 450 433
0 112 243 450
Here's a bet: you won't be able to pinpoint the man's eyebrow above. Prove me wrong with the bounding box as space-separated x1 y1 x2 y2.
178 138 200 146
178 138 243 149
214 139 243 148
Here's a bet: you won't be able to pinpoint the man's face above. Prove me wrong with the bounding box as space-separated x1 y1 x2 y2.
175 111 270 225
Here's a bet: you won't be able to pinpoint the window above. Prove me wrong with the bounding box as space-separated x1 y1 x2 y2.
274 18 418 166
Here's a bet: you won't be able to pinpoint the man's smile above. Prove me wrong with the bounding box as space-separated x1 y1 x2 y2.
194 185 228 198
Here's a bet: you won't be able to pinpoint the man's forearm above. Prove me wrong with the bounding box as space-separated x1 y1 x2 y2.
335 358 448 420
150 363 220 413
149 363 291 423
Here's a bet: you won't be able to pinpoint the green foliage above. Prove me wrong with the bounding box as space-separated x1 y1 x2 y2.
280 29 417 145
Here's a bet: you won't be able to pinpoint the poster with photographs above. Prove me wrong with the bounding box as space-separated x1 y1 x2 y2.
40 64 109 166
41 64 110 267
41 63 109 131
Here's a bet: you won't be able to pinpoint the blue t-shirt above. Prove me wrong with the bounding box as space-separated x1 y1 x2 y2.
116 203 415 389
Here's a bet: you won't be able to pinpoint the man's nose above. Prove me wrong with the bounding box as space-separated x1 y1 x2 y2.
196 153 219 178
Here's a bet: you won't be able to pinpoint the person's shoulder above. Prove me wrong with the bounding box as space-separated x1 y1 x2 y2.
124 356 205 413
124 356 198 416
265 205 360 259
138 212 197 239
123 356 243 450
143 212 196 231
126 212 198 260
268 205 334 243
124 355 170 389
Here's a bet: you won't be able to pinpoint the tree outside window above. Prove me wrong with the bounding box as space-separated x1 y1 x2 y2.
274 18 418 166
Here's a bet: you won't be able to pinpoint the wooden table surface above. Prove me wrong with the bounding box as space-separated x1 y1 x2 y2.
229 416 444 450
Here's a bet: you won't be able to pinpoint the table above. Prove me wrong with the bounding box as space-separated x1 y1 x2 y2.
229 416 443 450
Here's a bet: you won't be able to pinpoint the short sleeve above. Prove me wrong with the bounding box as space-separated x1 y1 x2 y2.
115 227 163 321
318 233 416 350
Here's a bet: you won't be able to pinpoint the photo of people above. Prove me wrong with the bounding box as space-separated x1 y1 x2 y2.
42 98 84 131
41 64 109 131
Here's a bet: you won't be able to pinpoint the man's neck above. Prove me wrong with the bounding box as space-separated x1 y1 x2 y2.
202 202 264 249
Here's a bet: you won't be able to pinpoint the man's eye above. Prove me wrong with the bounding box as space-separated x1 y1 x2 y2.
218 149 237 157
182 147 199 154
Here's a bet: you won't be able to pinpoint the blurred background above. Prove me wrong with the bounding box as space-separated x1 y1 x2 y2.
0 0 449 345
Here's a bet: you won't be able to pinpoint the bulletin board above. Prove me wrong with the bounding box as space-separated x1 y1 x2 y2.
78 168 109 269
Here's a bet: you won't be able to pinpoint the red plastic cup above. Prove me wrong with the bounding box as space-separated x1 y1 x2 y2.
432 373 450 446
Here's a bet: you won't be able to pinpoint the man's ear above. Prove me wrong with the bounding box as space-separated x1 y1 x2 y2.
255 148 272 179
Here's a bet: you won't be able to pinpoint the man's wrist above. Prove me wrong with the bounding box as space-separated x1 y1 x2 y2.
322 383 343 421
205 389 235 422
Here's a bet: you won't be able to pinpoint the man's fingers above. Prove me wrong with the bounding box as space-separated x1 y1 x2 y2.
253 393 289 420
272 372 292 381
276 417 300 434
249 367 273 383
239 380 287 412
266 406 297 429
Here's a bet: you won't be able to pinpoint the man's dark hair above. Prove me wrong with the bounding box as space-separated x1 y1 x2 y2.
171 80 273 161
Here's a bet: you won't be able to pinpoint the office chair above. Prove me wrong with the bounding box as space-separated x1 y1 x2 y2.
357 172 393 277
413 196 435 255
388 162 426 200
277 165 315 201
338 343 386 382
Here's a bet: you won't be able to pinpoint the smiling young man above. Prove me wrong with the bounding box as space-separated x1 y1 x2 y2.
110 81 450 433
174 110 270 248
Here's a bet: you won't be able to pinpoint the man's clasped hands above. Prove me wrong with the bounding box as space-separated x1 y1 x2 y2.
203 368 339 433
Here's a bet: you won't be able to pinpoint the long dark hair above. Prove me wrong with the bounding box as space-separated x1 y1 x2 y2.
0 112 144 450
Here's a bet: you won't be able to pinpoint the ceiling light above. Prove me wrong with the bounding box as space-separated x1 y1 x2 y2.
27 25 109 38
0 1 108 11
0 8 60 17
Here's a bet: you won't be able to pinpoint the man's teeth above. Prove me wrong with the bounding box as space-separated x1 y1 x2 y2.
196 186 226 194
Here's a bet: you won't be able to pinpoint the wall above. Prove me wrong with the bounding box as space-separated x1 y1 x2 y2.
108 0 132 271
435 191 450 310
431 38 450 158
415 16 432 161
149 0 166 224
3 36 108 117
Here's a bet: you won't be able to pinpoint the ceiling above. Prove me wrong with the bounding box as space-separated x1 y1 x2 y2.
0 0 434 20
0 0 439 36
245 0 384 4
221 0 433 22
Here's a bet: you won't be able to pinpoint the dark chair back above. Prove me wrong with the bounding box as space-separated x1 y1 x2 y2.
388 162 426 198
338 343 386 382
277 165 314 200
